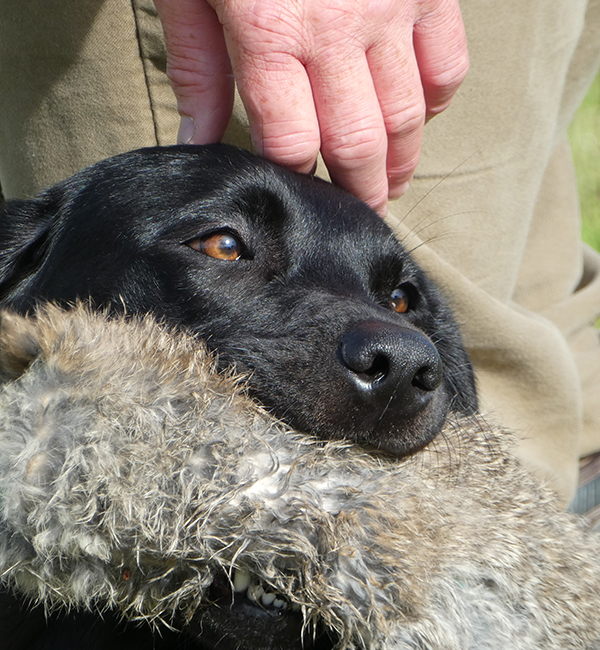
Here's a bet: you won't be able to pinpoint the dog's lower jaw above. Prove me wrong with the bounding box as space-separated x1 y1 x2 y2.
260 381 451 458
363 385 451 456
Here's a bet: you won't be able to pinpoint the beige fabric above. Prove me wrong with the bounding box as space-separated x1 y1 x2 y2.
0 0 599 502
0 0 179 197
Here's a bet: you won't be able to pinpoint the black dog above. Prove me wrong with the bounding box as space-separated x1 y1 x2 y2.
0 144 477 649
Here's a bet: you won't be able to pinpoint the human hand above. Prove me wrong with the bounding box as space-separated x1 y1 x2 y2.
154 0 469 215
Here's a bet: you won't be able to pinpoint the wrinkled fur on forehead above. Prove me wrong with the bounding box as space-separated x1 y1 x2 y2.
1 305 600 649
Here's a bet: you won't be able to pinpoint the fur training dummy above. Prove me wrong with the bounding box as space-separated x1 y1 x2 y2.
0 305 599 649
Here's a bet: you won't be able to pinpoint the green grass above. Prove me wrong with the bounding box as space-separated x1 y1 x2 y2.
568 73 600 252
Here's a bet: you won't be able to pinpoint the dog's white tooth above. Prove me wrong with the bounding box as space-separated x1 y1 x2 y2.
273 597 286 608
233 569 251 593
248 584 264 602
261 592 276 606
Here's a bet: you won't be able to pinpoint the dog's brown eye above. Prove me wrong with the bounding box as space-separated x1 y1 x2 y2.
390 287 410 313
188 232 242 261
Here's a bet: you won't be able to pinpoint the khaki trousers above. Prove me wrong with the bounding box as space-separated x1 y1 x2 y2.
1 0 599 503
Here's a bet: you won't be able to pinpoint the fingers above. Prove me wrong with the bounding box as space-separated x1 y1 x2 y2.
227 53 322 175
366 20 426 204
154 0 234 144
212 2 322 175
413 0 469 119
154 0 469 216
312 0 467 210
365 0 468 203
216 0 391 212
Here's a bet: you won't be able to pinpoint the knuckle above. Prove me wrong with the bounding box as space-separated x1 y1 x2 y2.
226 2 305 52
321 123 387 168
165 65 200 92
165 63 214 94
383 101 426 138
387 150 421 180
313 2 361 34
261 132 321 171
423 53 469 116
427 51 470 93
165 46 213 83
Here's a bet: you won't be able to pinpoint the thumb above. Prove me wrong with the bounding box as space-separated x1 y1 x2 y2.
154 0 234 144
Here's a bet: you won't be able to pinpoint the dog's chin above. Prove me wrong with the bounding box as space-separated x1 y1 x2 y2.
285 385 451 458
185 574 336 650
357 395 450 457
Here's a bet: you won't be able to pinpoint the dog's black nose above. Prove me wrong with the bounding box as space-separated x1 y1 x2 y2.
339 321 443 417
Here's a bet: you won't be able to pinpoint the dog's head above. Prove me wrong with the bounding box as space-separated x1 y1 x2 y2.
0 144 476 456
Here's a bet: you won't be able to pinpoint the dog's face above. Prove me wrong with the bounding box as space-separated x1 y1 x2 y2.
0 145 476 459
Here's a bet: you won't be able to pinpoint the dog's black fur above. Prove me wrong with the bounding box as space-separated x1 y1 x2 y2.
0 144 477 649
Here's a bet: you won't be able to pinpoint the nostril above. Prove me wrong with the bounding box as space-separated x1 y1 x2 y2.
412 365 442 392
338 339 391 386
360 353 389 381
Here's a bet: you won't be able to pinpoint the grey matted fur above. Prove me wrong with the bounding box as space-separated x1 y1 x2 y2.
0 305 599 649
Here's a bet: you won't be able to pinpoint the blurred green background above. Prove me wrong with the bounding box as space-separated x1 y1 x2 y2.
568 73 600 252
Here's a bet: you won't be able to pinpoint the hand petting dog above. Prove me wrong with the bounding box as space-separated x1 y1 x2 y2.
153 0 469 215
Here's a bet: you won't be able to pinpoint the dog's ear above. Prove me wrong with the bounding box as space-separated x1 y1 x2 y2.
0 194 57 303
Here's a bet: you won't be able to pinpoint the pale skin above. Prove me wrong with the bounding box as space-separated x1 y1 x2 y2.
153 0 469 215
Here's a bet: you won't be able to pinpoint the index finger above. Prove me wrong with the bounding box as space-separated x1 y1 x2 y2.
154 0 234 144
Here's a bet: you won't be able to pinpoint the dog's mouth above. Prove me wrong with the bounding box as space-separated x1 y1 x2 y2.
185 569 337 650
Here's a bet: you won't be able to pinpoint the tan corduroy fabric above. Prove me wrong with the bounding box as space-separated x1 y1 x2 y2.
0 0 599 503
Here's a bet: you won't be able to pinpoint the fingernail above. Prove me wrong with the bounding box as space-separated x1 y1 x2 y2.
388 180 410 200
177 116 196 145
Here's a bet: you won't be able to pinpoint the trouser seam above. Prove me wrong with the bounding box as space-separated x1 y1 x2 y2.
129 0 160 146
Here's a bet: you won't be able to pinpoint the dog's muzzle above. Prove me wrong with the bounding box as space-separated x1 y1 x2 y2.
335 319 446 453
